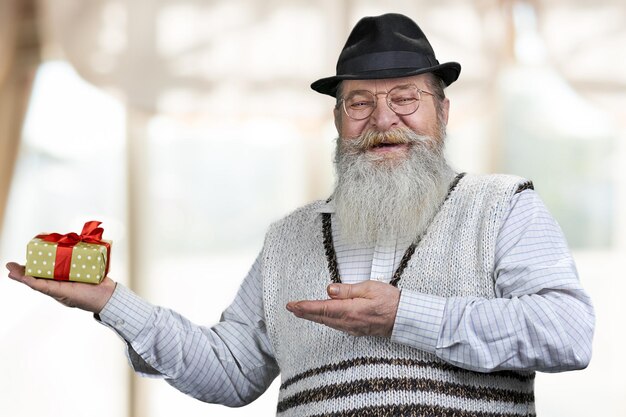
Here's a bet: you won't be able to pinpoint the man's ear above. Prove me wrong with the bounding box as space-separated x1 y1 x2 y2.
441 97 450 125
334 106 342 133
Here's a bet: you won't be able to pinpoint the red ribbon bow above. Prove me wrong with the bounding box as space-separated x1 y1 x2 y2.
36 221 111 281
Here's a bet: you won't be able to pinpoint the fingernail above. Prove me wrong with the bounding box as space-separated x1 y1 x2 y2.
328 285 339 295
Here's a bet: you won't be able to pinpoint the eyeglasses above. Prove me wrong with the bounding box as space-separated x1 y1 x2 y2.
338 84 435 120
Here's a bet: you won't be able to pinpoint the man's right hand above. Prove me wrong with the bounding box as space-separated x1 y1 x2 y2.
6 262 116 313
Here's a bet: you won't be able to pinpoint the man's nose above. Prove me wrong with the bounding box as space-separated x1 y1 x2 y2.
369 96 400 131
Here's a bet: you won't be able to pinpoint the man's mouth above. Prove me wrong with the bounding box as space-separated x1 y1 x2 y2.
368 142 409 152
373 142 400 148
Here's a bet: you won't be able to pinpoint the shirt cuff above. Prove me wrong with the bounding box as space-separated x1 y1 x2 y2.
97 283 154 342
391 290 446 354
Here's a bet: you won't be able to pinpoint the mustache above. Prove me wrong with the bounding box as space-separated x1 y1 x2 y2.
341 127 433 154
355 127 412 148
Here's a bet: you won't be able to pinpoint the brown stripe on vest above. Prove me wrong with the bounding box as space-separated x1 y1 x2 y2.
280 356 534 390
276 376 535 413
306 403 536 417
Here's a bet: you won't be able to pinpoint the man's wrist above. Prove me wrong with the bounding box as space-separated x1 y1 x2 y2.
98 283 154 342
94 278 117 314
391 290 446 353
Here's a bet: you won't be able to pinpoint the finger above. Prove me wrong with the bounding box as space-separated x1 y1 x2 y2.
6 262 40 288
6 262 64 296
287 299 349 320
6 262 29 283
6 261 24 274
287 299 369 335
288 300 337 327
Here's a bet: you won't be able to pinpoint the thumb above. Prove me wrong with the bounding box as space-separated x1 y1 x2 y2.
327 282 370 299
6 262 26 280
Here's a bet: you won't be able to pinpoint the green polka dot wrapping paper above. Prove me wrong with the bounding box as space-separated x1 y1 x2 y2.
24 221 111 284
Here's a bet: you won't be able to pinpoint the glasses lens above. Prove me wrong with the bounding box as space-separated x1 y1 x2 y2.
387 85 420 115
344 90 376 120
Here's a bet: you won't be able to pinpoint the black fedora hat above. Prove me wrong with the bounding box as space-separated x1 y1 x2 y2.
311 13 461 97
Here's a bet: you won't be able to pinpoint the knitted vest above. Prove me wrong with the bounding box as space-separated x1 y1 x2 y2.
261 174 536 417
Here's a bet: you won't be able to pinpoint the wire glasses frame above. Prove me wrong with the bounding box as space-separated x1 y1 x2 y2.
338 84 435 121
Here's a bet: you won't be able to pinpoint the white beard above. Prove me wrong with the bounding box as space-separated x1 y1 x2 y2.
333 127 455 245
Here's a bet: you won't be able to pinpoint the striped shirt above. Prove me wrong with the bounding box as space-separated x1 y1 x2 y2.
98 189 594 406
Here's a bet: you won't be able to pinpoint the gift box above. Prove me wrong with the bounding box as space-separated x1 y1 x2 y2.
25 221 111 284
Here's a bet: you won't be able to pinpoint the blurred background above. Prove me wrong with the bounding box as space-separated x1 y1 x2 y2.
0 0 624 416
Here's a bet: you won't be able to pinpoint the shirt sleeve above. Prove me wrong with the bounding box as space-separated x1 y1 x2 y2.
97 252 280 407
391 190 595 373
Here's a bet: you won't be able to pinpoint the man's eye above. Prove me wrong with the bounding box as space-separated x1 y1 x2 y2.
392 96 417 105
350 101 373 109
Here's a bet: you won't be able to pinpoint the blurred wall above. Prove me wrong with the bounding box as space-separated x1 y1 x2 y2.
1 1 625 416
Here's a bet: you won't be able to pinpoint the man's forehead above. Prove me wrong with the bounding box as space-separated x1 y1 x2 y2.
342 74 430 92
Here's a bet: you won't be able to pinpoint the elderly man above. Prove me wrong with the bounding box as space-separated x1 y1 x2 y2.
6 13 593 417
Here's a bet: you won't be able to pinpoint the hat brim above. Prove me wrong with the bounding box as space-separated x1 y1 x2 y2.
311 62 461 97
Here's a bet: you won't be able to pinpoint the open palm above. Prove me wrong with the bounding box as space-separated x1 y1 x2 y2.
6 262 116 313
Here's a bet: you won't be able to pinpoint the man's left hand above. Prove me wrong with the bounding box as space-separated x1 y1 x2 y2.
286 280 400 337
